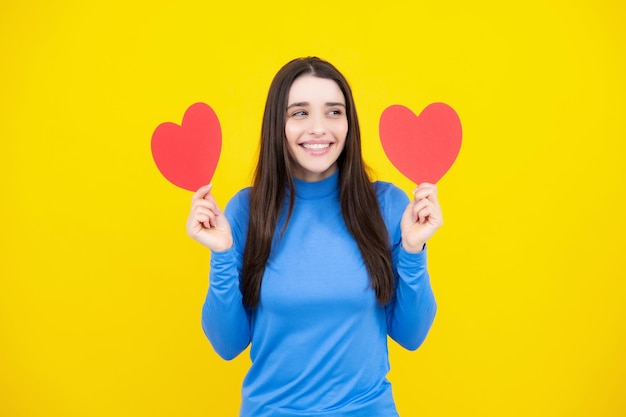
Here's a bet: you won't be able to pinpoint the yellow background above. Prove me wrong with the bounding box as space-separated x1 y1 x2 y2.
2 1 625 416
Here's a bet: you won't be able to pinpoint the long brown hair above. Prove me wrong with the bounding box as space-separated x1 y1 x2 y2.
241 57 394 309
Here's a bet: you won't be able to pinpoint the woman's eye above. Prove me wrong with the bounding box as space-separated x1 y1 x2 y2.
291 110 307 117
329 109 343 116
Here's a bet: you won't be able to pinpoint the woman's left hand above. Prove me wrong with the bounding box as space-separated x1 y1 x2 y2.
400 183 443 253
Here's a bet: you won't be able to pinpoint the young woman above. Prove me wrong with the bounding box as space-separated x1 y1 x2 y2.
186 57 442 417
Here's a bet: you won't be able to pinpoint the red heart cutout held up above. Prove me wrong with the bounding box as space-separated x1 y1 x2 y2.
379 103 462 184
151 102 222 192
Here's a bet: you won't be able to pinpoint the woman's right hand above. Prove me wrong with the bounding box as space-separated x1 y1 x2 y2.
186 184 233 252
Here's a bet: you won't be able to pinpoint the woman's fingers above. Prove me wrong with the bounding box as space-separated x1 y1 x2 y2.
188 184 222 233
194 206 217 228
192 198 220 215
186 184 234 252
411 198 435 224
401 183 444 252
411 183 442 224
191 183 213 203
413 182 439 204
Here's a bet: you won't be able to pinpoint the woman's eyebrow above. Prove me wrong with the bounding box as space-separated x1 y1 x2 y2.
287 102 308 109
286 101 345 109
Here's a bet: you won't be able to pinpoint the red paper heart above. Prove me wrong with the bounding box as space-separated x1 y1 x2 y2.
379 103 462 184
151 102 222 192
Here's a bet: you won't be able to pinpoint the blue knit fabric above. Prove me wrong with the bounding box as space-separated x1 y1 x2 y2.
202 172 436 416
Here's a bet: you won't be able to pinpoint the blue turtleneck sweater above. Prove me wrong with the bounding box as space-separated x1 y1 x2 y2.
202 172 436 417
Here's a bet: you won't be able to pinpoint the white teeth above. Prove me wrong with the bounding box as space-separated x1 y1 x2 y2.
302 143 330 150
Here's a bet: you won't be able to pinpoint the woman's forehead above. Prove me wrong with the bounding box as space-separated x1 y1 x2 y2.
288 75 345 104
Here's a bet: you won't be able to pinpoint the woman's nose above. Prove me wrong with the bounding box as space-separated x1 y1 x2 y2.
308 114 326 136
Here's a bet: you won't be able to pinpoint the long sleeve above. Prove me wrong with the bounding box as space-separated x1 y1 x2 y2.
385 247 437 350
375 181 437 351
201 189 252 360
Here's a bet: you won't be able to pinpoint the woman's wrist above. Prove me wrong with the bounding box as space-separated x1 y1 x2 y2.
401 241 426 254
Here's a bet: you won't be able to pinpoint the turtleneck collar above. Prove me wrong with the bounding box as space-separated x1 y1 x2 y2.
290 170 340 200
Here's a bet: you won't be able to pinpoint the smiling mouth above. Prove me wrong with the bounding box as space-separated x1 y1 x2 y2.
302 143 331 150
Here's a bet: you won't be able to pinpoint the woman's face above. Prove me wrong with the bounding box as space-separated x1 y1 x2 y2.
284 75 348 182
